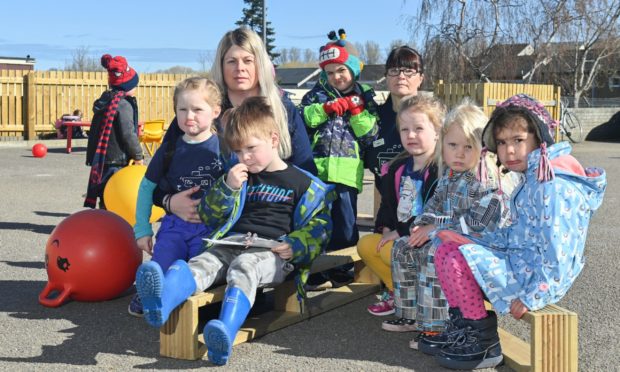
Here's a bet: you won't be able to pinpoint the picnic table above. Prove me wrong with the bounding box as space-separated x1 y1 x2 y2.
63 122 91 154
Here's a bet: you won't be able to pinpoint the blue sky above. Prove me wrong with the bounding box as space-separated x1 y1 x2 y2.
0 0 421 72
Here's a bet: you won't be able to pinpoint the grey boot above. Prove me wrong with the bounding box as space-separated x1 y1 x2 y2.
435 311 503 370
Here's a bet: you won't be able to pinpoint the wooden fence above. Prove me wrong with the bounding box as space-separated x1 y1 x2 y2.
0 70 191 139
434 81 562 120
1 73 563 140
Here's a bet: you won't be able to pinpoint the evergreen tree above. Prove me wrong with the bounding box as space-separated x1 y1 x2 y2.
235 0 280 60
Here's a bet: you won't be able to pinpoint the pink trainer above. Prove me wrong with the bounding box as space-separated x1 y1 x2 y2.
367 290 395 316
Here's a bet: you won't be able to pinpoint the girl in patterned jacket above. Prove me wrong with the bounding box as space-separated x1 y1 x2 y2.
401 99 510 347
421 94 607 370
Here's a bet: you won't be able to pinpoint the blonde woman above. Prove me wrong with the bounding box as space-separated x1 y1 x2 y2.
154 27 316 221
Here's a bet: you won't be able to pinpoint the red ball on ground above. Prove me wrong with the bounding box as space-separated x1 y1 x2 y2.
39 209 142 307
32 143 48 158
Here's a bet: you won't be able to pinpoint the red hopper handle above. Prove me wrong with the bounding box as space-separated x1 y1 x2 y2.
39 282 72 307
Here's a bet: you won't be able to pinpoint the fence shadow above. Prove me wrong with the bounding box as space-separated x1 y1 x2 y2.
1 260 44 269
34 211 71 218
0 222 56 235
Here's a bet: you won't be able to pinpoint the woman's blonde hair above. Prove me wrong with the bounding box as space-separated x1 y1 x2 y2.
391 94 445 167
210 27 291 159
437 98 487 174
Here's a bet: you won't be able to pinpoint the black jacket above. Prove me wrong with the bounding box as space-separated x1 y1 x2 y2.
86 90 143 166
375 155 439 237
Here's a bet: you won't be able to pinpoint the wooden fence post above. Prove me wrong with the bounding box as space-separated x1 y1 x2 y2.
24 72 36 140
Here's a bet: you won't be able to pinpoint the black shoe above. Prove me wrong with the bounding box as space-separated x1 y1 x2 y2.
419 307 464 355
327 270 353 288
435 311 503 370
304 272 332 291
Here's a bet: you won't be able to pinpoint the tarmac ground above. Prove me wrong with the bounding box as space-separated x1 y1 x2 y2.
0 139 618 371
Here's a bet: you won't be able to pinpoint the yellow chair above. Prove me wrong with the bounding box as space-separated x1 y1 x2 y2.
139 119 165 156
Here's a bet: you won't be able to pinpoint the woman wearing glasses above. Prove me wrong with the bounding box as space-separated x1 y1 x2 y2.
359 47 429 317
364 46 426 190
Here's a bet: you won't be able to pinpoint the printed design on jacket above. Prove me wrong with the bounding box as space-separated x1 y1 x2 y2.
459 142 606 314
311 116 357 159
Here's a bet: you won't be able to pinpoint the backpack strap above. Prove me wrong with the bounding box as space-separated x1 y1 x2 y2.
162 138 176 177
393 164 405 200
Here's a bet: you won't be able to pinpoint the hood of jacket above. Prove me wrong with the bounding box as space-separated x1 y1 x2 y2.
526 141 606 212
92 90 115 114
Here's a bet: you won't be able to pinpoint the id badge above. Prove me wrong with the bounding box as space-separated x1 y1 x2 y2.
373 138 385 148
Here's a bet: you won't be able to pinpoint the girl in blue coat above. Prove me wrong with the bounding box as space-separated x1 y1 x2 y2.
420 94 607 370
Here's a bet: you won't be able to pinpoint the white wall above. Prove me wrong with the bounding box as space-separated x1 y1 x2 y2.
569 107 620 139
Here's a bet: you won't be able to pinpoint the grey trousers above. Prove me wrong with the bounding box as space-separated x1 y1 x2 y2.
187 246 294 306
391 237 448 332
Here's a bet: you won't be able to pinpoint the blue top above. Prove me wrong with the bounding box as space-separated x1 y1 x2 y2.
145 135 223 198
134 135 225 239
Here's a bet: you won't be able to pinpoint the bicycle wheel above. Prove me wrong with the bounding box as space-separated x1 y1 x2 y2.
562 110 583 143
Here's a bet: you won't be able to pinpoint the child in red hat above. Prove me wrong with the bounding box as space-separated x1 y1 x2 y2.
300 29 379 290
85 54 144 209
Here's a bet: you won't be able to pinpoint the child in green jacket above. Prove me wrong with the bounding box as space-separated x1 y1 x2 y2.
300 29 378 288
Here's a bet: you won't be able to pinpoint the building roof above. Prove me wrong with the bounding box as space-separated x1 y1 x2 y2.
0 55 36 65
276 64 387 89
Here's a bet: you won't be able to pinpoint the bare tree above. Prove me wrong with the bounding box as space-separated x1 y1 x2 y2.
197 51 215 73
561 0 620 106
275 48 289 65
354 42 367 63
289 47 301 63
157 66 197 74
303 48 316 64
385 39 408 57
509 0 582 83
409 0 511 82
364 41 382 64
65 46 101 71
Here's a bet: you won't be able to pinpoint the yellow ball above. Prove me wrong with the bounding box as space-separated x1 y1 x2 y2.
103 165 164 226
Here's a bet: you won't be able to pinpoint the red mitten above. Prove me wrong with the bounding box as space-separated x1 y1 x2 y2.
323 98 348 116
345 95 365 115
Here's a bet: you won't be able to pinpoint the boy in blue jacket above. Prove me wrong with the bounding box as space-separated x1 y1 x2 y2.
135 96 332 366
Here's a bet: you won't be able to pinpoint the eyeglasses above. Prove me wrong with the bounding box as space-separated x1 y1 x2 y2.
386 68 419 77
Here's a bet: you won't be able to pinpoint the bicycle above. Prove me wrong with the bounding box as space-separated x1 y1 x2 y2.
559 98 583 143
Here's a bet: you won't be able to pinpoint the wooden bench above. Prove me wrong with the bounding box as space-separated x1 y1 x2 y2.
159 246 381 360
487 302 578 372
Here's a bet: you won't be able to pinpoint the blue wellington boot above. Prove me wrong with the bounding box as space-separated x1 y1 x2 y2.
204 287 251 365
136 260 196 328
